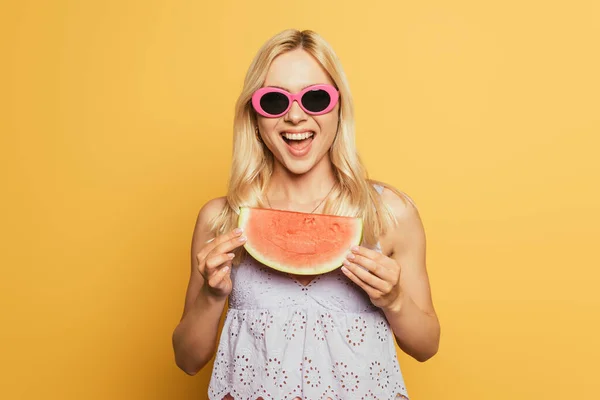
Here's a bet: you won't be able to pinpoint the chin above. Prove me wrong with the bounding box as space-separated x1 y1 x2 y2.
283 158 316 175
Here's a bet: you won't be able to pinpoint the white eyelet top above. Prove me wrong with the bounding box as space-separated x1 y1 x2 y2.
207 184 410 400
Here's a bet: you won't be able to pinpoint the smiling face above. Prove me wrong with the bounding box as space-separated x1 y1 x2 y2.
255 48 340 176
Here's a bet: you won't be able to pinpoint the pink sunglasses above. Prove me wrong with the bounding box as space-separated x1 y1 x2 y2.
251 84 340 118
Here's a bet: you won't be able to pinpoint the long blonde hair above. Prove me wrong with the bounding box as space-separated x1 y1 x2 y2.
209 29 406 266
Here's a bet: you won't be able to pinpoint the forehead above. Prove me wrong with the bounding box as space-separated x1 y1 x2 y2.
263 48 334 91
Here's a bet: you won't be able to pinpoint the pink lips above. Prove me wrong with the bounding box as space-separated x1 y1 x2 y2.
281 131 314 157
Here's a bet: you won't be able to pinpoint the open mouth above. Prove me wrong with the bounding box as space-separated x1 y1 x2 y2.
281 131 315 151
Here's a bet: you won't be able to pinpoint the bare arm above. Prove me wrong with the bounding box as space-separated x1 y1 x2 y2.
380 187 440 362
172 197 245 375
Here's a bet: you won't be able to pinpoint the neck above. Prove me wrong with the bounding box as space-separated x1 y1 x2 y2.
267 157 337 212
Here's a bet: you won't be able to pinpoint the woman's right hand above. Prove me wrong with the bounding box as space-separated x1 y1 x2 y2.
196 227 247 299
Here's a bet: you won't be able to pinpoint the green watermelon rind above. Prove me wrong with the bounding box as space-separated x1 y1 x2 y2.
237 207 364 275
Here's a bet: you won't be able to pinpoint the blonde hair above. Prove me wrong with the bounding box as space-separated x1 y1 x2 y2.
209 29 406 266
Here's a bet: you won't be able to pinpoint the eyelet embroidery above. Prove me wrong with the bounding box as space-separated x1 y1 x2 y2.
250 385 273 400
229 261 254 309
346 316 367 347
392 381 409 399
285 384 302 399
369 361 392 392
213 311 410 399
210 351 229 386
361 389 410 400
229 312 248 338
392 353 402 375
232 354 257 389
320 385 338 400
263 357 288 388
249 311 274 340
312 312 334 342
331 360 360 394
302 357 322 389
283 310 306 340
375 319 390 342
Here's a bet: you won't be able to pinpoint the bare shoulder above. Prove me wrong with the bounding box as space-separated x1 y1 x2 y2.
373 182 425 256
380 185 420 223
191 196 229 255
194 196 224 229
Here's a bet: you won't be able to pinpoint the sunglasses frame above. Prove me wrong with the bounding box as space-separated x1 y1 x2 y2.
251 84 340 118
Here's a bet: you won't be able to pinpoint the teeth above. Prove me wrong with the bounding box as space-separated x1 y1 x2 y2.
282 132 314 140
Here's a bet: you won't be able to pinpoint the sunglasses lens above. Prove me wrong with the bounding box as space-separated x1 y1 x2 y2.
260 92 289 115
302 89 331 113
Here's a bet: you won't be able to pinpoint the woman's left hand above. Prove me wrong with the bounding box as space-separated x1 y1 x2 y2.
341 245 404 311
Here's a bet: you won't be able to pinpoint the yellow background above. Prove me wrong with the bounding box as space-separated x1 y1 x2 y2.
1 0 599 399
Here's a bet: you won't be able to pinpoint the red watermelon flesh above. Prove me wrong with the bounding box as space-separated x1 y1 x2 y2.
237 207 363 275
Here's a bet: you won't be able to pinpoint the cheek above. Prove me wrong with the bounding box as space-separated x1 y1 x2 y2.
315 113 339 135
258 119 278 135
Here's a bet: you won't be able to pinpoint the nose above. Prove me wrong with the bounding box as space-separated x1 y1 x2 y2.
284 99 307 124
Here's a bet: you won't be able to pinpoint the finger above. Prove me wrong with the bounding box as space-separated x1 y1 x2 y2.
197 228 244 264
347 253 393 281
342 259 391 293
205 252 235 273
210 232 247 259
207 264 231 288
350 245 389 264
341 265 380 298
350 245 394 274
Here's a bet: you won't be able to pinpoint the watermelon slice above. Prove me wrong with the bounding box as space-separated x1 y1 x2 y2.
237 207 363 275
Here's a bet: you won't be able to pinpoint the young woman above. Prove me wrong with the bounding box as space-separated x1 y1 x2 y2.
172 29 440 400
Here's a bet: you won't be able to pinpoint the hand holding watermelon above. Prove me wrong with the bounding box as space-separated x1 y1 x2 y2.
341 245 405 312
196 228 247 299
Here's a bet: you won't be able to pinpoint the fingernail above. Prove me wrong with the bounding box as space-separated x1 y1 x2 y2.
234 228 243 235
238 235 247 242
351 245 359 252
227 253 235 259
346 253 355 260
222 266 230 273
